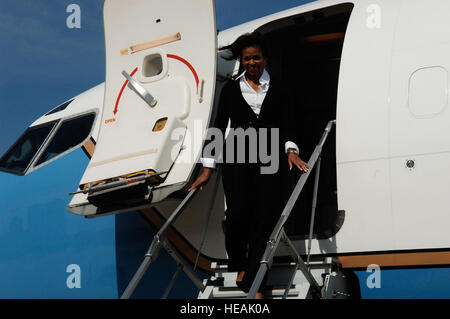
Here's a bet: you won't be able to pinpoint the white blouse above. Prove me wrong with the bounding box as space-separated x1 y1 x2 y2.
236 69 271 117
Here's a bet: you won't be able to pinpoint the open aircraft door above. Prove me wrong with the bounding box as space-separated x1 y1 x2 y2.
68 0 217 216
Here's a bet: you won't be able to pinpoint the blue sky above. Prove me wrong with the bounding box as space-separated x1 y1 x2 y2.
2 0 450 299
0 0 309 155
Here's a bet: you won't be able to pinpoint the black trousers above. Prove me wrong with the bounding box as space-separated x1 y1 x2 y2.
221 161 282 293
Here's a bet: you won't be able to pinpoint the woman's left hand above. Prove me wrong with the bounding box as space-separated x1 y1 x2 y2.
288 153 308 172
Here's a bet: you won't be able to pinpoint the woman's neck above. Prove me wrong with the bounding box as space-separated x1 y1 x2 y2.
245 72 262 92
245 72 261 85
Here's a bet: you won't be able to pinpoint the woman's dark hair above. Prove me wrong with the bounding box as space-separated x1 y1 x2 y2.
221 32 269 62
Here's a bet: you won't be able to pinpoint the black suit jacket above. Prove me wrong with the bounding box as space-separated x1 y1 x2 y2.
203 76 297 164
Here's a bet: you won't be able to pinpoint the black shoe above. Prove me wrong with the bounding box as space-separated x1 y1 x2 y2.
236 279 246 291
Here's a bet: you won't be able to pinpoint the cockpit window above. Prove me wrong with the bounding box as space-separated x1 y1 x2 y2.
0 121 57 174
0 110 97 176
45 99 73 116
34 113 96 167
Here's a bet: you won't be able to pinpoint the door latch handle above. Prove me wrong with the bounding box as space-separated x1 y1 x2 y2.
122 71 157 107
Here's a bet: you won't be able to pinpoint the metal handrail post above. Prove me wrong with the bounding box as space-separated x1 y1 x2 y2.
194 167 222 270
161 263 184 299
157 188 199 236
280 229 321 298
247 264 269 299
246 120 335 298
120 188 199 299
307 155 322 267
161 239 206 291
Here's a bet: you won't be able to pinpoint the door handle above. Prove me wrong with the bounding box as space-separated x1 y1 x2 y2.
122 70 157 107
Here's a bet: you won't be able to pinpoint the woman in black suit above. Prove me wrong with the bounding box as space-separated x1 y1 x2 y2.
189 33 307 298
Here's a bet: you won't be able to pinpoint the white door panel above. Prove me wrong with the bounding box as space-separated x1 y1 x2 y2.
79 0 217 187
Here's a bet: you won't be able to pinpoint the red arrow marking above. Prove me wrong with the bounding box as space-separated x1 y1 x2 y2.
167 54 199 94
114 67 138 115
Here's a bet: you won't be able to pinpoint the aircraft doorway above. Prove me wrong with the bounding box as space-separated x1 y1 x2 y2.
256 3 354 240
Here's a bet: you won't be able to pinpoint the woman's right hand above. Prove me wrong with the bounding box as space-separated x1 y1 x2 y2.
188 167 212 191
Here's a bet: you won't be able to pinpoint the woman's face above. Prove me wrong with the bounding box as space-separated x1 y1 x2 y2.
241 46 265 79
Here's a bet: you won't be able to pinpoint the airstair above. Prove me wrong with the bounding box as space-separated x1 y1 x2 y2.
198 257 345 299
119 120 356 299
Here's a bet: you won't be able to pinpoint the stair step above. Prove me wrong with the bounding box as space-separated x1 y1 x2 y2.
211 260 333 273
205 258 333 299
212 286 300 299
217 284 296 292
210 262 229 272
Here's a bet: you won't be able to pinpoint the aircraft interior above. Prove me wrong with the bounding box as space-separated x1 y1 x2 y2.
256 3 354 240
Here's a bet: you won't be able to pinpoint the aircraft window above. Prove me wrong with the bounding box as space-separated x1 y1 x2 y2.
143 53 163 77
45 99 74 116
0 121 57 174
35 113 96 166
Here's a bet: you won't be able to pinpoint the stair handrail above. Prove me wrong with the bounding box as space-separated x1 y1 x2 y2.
120 187 203 299
247 120 336 298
